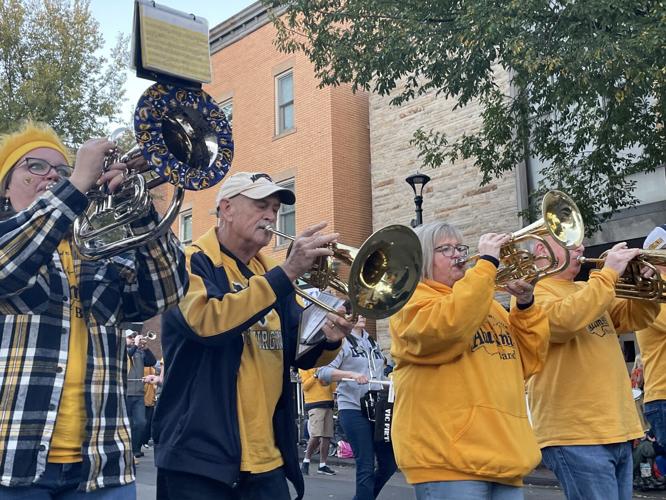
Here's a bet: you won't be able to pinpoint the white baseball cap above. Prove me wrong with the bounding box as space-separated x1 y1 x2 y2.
643 225 666 250
215 172 295 206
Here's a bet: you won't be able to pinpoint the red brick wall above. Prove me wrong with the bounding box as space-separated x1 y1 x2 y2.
158 15 373 334
173 19 372 262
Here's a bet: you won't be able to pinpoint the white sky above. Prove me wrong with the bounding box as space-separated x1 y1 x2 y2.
89 0 255 130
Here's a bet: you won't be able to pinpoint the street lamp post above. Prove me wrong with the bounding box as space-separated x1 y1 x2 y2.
405 173 431 227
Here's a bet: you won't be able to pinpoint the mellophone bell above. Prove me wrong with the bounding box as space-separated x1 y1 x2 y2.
73 83 233 259
455 190 585 285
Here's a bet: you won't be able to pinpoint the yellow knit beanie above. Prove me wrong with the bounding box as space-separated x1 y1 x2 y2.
0 121 70 186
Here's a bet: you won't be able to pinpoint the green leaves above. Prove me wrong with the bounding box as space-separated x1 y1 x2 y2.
0 0 128 146
267 0 665 234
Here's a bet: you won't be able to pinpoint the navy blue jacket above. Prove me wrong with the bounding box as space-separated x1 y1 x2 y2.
153 228 340 499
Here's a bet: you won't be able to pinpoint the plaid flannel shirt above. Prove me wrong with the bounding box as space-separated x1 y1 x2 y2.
0 180 187 491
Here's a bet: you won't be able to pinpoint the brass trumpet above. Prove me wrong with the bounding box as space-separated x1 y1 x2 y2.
262 224 422 319
135 331 157 348
456 190 584 287
579 250 666 302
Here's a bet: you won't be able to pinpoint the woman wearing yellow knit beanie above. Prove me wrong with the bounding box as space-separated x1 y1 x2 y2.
0 120 187 499
0 121 127 213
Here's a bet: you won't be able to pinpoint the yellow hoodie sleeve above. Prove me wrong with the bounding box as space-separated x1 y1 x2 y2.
534 268 619 343
389 260 496 364
509 303 550 378
299 368 317 391
608 296 660 334
179 247 293 338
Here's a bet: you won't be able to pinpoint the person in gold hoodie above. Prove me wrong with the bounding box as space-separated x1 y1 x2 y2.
636 225 666 448
298 367 337 475
389 221 550 500
524 235 659 500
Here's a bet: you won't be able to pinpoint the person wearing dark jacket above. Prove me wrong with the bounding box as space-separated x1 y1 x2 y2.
125 330 157 462
153 172 351 500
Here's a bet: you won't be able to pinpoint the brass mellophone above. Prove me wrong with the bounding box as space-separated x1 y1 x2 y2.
456 190 584 288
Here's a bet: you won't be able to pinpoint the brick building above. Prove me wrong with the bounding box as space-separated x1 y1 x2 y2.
174 2 372 264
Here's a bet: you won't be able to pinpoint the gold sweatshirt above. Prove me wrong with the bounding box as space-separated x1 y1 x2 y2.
527 269 659 448
389 260 549 486
635 286 666 404
299 368 335 405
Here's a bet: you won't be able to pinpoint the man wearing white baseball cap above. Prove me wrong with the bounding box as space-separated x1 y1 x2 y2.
214 171 296 205
636 225 666 447
154 171 353 500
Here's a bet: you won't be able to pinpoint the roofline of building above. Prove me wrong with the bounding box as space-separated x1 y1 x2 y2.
209 1 287 54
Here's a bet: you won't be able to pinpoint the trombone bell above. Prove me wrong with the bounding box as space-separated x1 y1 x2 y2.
349 225 423 319
263 225 422 319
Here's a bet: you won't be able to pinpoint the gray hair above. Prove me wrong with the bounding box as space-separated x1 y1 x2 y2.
413 221 463 281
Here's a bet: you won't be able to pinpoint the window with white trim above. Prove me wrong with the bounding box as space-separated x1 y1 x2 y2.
220 98 233 129
179 209 192 245
276 179 295 246
275 70 294 135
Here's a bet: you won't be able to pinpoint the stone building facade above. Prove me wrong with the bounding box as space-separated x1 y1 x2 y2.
370 69 524 347
369 68 665 362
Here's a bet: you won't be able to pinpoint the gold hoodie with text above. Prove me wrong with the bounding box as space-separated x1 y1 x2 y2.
636 274 666 405
527 268 659 448
389 260 550 486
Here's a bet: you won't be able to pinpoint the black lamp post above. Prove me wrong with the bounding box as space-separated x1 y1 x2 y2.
405 172 431 228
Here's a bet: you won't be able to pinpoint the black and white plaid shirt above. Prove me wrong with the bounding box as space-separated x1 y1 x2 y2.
0 180 187 491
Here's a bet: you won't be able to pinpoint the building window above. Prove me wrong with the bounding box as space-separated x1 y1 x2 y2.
220 98 233 129
179 209 192 245
275 70 294 135
276 179 295 246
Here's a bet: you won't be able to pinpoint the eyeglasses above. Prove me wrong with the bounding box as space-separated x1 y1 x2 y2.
434 244 469 257
18 158 73 178
250 173 272 183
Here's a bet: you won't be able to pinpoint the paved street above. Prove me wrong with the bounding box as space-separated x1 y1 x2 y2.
135 447 666 499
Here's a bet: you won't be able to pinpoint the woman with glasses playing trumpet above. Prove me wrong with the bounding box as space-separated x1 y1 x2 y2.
518 234 660 500
389 221 551 500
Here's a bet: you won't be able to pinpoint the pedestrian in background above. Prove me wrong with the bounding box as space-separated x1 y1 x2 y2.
126 330 157 463
142 365 159 449
299 367 337 476
317 313 396 500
